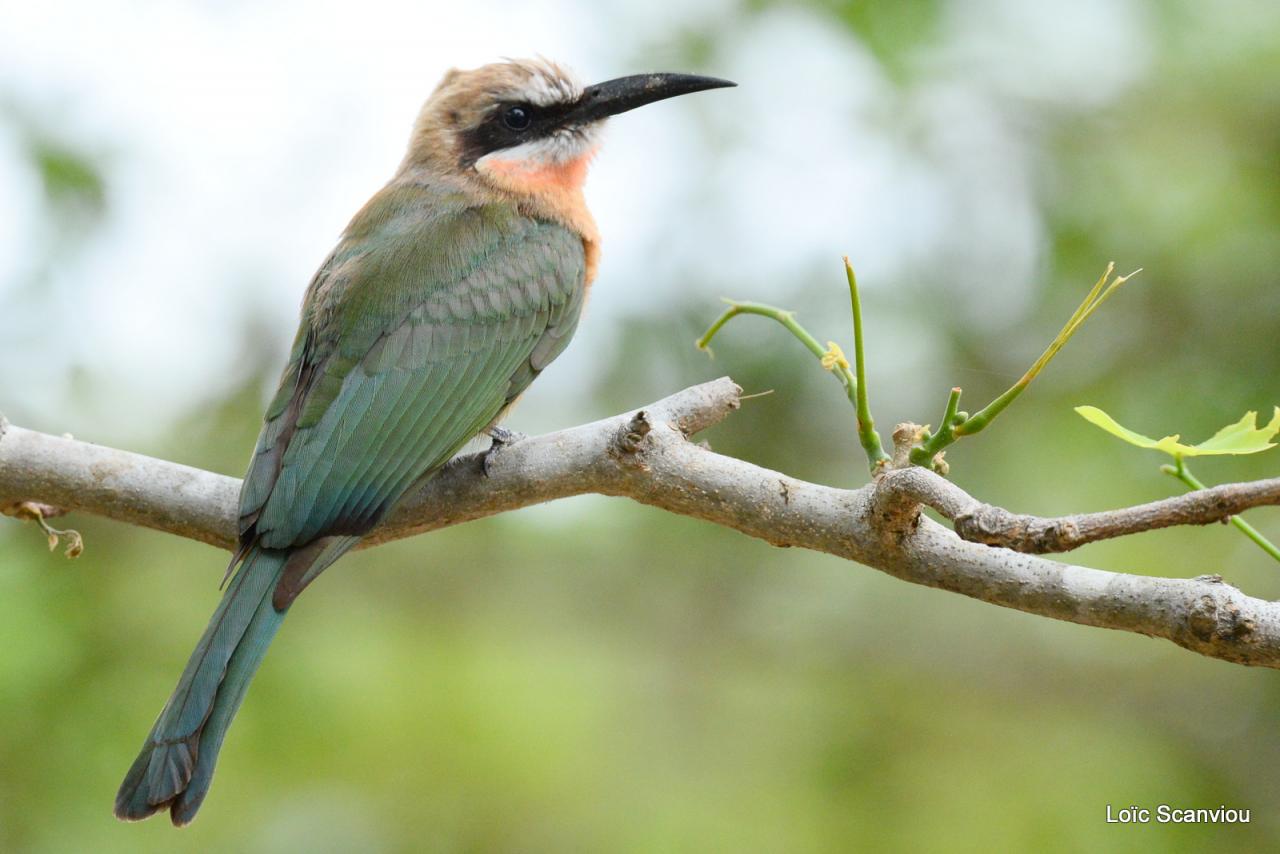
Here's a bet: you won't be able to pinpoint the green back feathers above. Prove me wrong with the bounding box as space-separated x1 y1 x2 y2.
239 179 586 550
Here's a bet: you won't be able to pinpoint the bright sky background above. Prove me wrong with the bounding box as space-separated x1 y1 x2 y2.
0 0 1151 444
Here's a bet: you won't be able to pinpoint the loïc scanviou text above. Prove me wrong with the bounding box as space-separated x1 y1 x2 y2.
1106 805 1250 824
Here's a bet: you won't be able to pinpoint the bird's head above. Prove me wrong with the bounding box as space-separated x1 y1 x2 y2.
403 58 734 198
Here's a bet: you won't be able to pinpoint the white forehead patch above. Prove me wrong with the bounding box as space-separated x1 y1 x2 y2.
507 57 583 106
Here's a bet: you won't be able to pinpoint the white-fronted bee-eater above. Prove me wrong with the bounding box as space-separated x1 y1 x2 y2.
114 58 734 825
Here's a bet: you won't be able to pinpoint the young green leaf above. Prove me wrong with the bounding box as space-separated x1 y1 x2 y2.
1075 405 1280 457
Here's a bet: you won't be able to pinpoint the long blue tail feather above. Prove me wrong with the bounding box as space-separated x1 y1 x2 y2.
170 580 286 824
114 547 289 824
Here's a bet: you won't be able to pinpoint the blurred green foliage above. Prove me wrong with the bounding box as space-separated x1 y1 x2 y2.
3 1 1280 851
28 139 107 225
807 0 942 80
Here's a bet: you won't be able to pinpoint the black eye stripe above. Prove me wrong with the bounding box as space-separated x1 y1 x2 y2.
457 98 581 167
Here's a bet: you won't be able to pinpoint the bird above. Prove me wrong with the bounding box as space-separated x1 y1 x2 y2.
113 57 734 825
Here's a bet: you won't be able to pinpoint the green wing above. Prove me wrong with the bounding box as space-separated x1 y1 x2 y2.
237 182 586 552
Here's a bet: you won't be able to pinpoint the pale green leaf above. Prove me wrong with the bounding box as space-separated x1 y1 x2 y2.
1192 408 1280 454
1075 405 1280 457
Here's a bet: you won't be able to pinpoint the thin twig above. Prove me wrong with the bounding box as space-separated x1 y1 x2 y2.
697 300 867 453
843 258 890 470
911 264 1139 463
880 465 1280 555
1164 458 1280 563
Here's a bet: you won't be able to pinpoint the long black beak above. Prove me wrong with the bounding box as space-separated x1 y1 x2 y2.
566 73 736 124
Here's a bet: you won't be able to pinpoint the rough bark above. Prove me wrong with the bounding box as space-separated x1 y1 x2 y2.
3 378 1279 668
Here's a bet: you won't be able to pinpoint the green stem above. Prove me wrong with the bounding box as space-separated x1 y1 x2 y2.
910 388 963 466
954 378 1027 438
844 259 890 469
1162 458 1280 563
697 294 889 473
939 387 963 432
698 299 859 399
698 301 826 361
909 263 1140 466
958 265 1140 439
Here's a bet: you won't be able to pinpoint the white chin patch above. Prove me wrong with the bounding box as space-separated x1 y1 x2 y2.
477 125 602 169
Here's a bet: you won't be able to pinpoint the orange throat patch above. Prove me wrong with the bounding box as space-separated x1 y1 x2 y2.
480 150 592 194
478 148 601 285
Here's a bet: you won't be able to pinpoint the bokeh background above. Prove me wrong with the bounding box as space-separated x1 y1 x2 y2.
3 0 1279 850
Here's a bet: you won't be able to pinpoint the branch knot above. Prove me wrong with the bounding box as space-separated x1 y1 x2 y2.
954 508 1082 553
614 410 653 457
1187 591 1254 644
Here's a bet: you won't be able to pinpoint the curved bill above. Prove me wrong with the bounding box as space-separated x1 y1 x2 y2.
566 73 736 124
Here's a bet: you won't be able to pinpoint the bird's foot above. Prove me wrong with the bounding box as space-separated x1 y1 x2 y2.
482 426 528 477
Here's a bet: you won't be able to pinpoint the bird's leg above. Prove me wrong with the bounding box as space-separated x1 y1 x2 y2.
486 424 527 444
482 425 528 477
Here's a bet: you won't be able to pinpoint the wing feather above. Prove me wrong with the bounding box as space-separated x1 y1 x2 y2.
240 185 585 551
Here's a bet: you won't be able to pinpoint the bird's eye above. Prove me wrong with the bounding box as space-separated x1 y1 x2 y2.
502 105 531 130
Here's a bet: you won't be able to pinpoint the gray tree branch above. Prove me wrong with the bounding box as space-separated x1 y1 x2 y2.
3 378 1280 669
875 465 1280 553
